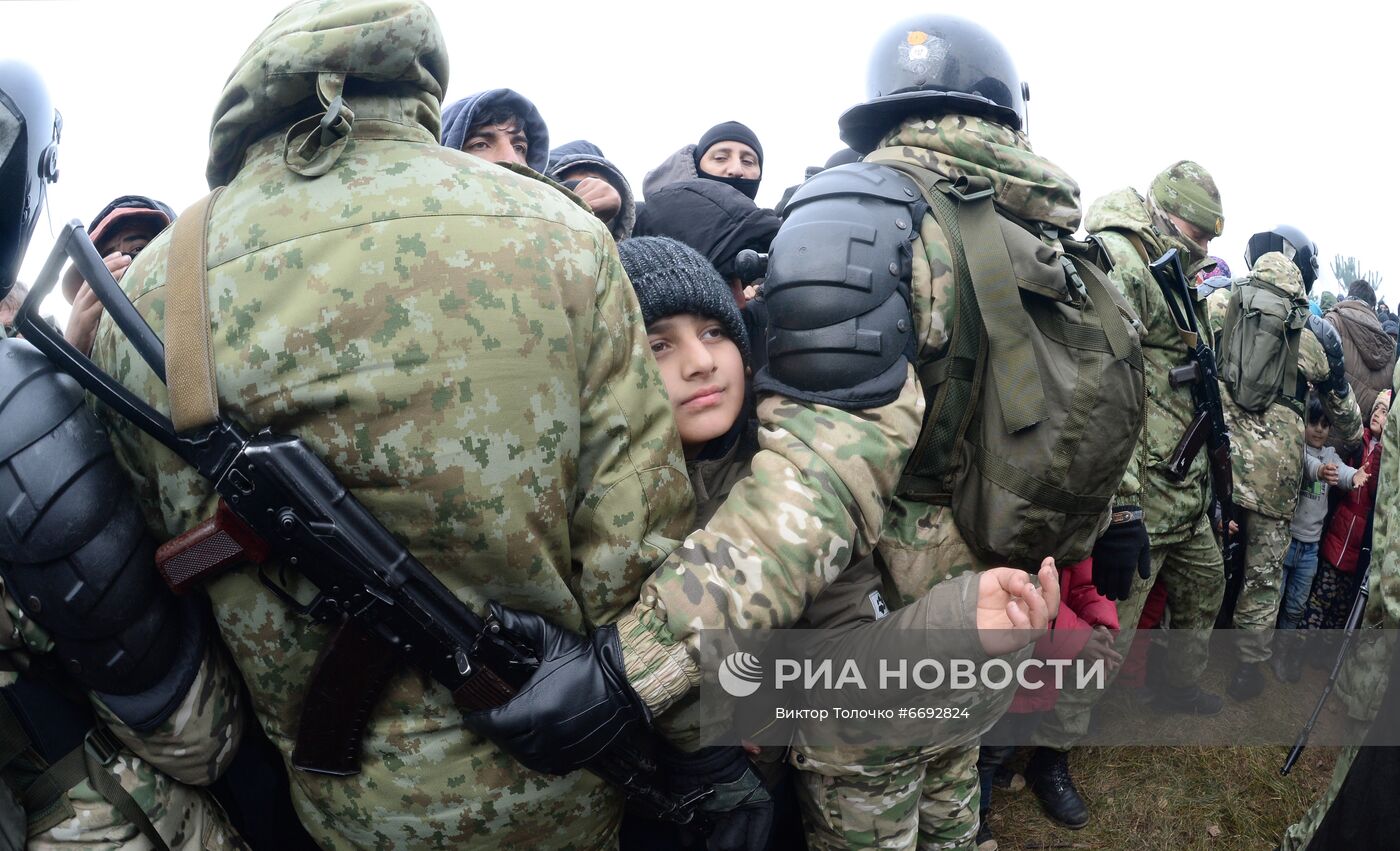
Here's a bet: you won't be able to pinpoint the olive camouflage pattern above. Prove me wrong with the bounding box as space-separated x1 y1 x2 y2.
1149 159 1224 239
91 1 695 847
620 113 1091 843
795 745 979 851
1203 253 1363 661
1033 180 1227 751
1 580 245 850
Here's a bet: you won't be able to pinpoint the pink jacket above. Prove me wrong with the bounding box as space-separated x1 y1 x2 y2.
1009 557 1120 713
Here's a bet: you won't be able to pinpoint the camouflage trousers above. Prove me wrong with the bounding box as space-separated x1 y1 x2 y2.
794 745 979 851
1233 509 1293 662
1033 514 1224 748
1279 744 1359 851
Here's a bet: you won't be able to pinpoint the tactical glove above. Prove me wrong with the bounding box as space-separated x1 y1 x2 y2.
1307 313 1350 397
659 745 773 851
461 603 649 776
1091 507 1151 601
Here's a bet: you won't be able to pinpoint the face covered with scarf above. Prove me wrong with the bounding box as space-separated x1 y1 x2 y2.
693 121 763 200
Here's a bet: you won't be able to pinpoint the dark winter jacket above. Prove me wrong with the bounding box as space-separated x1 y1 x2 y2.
642 145 699 200
546 140 636 240
440 88 549 173
1323 430 1383 573
1327 300 1397 422
633 179 780 280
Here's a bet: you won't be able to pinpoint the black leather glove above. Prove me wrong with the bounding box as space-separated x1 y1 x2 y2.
461 603 650 775
1091 507 1152 601
660 746 773 851
1307 313 1349 397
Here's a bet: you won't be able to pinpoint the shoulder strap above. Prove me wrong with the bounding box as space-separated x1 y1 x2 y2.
165 188 226 432
864 152 1048 434
0 699 167 849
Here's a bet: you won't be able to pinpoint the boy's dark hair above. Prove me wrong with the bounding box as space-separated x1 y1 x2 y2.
1348 278 1377 309
1307 393 1331 427
467 106 523 137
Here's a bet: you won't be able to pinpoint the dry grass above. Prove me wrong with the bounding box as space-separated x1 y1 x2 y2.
984 637 1345 851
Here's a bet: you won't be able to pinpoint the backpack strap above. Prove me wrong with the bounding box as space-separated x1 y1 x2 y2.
165 188 226 432
864 153 1048 434
0 695 168 849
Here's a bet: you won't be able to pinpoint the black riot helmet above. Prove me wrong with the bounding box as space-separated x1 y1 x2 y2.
838 15 1028 154
0 60 60 301
1245 225 1320 293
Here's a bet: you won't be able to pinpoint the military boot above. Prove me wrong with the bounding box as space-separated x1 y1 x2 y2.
1228 661 1265 700
1025 747 1089 829
1153 684 1224 715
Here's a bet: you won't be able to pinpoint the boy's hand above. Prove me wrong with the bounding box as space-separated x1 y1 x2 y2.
1353 468 1370 489
1320 462 1340 485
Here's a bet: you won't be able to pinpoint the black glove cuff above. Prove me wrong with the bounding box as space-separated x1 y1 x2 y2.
657 745 749 783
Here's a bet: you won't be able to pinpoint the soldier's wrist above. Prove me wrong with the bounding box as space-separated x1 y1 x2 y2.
615 610 701 716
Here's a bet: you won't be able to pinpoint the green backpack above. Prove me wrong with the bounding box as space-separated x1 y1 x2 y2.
1217 276 1309 415
863 151 1146 570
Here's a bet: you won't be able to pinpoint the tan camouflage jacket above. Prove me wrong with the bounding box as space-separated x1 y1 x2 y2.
1085 188 1214 545
1206 253 1363 520
91 2 693 848
621 116 1086 745
1 580 244 850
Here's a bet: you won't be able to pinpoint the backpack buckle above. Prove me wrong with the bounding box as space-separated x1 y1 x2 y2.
84 727 122 767
936 174 994 202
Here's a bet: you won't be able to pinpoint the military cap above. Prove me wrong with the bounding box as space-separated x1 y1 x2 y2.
1149 160 1224 238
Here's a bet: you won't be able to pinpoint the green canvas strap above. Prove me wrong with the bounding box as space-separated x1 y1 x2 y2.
0 698 166 849
1063 253 1136 363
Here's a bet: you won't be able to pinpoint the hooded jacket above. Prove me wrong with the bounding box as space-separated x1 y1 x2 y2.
440 88 550 173
546 139 636 240
1327 299 1397 423
92 2 692 847
642 144 699 200
633 179 780 279
1085 187 1216 543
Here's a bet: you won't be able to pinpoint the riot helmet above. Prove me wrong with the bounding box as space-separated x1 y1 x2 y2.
838 15 1027 154
1245 225 1319 293
0 61 60 301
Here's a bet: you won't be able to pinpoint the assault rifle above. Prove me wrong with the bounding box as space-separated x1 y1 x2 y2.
1149 249 1241 579
1282 569 1371 775
15 222 702 824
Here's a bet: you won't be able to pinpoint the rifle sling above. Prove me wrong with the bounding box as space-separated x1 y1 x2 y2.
165 188 226 432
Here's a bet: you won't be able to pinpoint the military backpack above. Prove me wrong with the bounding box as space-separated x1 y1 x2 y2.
862 151 1146 570
1216 275 1310 415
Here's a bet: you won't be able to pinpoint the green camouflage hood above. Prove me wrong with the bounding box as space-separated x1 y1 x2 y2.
206 0 448 188
1250 251 1306 298
877 114 1080 234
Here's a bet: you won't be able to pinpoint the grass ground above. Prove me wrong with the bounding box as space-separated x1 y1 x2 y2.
984 635 1346 850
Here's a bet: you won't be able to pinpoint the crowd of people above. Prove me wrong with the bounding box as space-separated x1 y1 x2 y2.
2 2 1399 851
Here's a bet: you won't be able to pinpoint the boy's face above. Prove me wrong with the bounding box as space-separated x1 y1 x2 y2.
462 118 528 166
1306 418 1331 448
646 313 746 457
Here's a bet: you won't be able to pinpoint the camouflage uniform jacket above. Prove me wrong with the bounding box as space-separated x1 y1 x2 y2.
1085 188 1213 546
1 579 245 850
621 115 1087 743
92 2 693 848
1205 253 1363 521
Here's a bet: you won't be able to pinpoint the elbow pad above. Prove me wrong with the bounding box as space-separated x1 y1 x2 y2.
0 339 204 719
752 162 924 409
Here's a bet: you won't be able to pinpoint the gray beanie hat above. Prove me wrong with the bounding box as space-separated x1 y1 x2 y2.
618 236 750 363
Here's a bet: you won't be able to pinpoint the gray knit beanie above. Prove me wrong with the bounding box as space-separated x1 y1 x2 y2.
618 236 750 363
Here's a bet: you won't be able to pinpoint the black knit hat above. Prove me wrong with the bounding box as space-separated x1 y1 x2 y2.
696 121 763 165
618 236 750 363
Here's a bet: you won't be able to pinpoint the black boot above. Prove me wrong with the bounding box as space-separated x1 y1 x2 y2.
1271 632 1305 683
976 818 998 850
1153 684 1224 715
1025 747 1089 829
1228 661 1265 700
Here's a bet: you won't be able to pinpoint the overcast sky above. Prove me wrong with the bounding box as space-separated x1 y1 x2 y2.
5 0 1395 326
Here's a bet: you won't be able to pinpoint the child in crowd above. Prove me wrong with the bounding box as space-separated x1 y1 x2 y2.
1275 396 1370 681
975 560 1119 845
1303 391 1390 642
